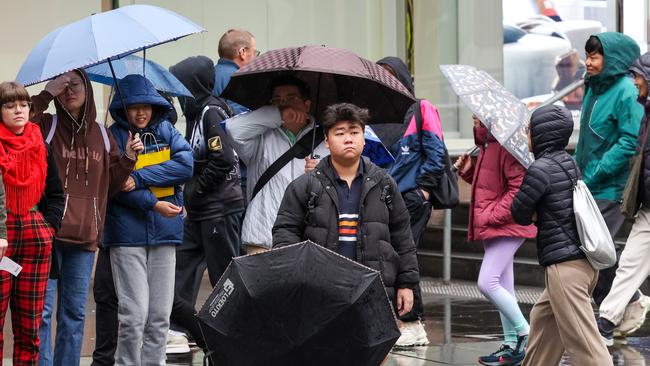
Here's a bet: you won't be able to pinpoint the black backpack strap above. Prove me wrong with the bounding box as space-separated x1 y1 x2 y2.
413 100 424 149
251 127 325 202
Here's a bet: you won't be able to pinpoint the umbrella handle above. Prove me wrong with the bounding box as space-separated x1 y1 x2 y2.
451 145 479 173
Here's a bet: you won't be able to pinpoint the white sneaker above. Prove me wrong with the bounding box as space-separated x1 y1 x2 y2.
615 295 650 337
394 320 429 347
166 329 191 354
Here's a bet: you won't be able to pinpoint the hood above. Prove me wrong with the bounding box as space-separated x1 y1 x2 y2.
53 69 97 128
377 57 414 95
170 55 216 122
529 105 574 158
585 32 640 95
109 74 172 130
630 52 650 105
473 123 495 146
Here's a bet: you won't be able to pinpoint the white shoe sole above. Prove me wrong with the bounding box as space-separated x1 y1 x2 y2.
166 345 191 354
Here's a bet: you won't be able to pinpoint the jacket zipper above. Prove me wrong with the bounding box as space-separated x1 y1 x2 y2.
469 143 487 239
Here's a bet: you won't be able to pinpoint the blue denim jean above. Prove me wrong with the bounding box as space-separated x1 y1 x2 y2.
38 243 95 366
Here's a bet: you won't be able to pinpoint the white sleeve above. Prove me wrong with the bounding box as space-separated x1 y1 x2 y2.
225 105 283 163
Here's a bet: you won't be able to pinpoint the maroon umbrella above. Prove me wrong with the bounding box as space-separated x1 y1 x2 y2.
221 45 416 124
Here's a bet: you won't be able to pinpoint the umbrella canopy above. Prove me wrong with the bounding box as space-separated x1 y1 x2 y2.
440 64 534 168
364 126 394 166
196 241 400 366
84 55 192 97
221 45 416 124
16 4 204 86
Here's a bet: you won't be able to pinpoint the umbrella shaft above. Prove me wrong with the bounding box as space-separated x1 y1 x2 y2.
533 79 585 112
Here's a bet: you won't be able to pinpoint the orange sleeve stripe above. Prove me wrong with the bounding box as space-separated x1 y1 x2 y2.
338 228 357 235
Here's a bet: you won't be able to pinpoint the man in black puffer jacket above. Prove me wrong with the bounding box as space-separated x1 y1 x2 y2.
273 103 419 316
511 105 611 365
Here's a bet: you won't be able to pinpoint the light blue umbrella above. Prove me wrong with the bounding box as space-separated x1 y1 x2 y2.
16 4 204 86
84 55 192 97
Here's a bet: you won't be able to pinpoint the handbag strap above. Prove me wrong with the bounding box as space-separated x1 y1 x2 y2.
414 99 424 149
545 156 581 246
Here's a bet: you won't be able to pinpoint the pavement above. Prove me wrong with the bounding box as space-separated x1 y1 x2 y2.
3 276 650 365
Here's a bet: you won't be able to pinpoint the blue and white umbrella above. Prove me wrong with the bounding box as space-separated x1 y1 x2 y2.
85 55 192 97
363 126 394 166
16 4 204 86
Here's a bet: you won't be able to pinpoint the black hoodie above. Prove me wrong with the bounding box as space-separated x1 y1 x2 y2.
511 105 585 266
170 56 244 220
374 57 416 148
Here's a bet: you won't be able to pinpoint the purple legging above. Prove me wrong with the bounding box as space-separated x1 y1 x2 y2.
478 237 529 345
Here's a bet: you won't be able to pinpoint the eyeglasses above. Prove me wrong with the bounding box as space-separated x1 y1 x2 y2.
241 47 260 57
270 95 304 106
66 80 84 93
2 101 32 111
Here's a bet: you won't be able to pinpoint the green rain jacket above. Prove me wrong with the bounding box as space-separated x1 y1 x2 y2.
574 32 643 201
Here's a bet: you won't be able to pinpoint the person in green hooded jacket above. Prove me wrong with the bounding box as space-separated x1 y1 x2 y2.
573 32 647 330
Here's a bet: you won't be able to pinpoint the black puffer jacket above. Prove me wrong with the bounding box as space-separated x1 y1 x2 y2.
272 157 419 299
511 105 585 266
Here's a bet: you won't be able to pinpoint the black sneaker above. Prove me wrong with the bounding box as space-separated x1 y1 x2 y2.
478 344 514 366
598 317 614 346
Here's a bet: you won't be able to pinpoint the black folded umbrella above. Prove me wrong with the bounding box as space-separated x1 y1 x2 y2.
196 241 400 366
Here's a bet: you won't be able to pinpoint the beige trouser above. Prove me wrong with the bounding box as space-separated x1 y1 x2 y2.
600 207 650 325
523 259 612 366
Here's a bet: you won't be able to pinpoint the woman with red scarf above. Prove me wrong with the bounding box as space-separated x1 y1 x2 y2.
0 81 64 365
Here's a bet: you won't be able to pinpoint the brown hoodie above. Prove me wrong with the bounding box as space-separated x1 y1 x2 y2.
31 69 135 251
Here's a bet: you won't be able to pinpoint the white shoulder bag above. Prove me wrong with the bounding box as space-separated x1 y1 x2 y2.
550 156 617 270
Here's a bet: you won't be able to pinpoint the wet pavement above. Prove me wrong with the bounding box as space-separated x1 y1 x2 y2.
3 277 650 365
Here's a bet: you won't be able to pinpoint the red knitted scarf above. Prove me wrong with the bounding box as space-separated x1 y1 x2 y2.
0 122 47 214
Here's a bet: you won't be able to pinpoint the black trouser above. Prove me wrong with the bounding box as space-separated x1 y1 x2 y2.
399 188 432 322
91 247 117 366
171 212 243 332
593 199 641 306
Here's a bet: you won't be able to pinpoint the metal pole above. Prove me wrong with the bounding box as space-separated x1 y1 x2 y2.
443 208 452 284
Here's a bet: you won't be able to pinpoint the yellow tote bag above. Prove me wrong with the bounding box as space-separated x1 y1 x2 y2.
134 133 174 198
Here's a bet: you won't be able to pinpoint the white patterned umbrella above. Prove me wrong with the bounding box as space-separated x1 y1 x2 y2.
440 64 534 168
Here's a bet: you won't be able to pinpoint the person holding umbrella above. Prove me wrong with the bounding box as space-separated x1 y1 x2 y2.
30 70 143 366
273 102 419 325
456 115 536 365
226 75 328 254
0 81 64 366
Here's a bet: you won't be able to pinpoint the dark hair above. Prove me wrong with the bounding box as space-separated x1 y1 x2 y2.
268 75 311 100
321 103 370 134
585 36 604 56
0 81 30 106
218 29 255 59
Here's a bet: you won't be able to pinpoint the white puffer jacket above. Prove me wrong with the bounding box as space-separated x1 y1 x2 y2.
226 106 328 249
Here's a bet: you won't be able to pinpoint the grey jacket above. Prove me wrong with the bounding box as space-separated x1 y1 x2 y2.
226 106 328 249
